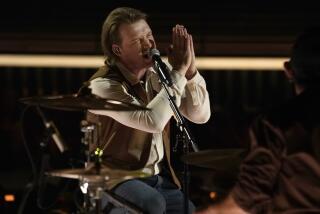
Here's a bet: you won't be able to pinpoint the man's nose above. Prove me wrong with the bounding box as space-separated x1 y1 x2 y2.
148 39 156 49
143 38 155 49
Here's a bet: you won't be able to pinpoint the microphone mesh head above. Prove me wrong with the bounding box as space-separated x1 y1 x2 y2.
150 48 160 57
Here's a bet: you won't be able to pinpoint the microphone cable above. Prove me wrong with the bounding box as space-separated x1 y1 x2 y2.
18 105 37 214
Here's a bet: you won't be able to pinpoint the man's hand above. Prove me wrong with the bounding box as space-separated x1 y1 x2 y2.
185 33 197 80
167 24 192 77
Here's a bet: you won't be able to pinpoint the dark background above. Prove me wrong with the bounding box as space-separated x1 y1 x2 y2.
2 0 320 55
1 0 320 213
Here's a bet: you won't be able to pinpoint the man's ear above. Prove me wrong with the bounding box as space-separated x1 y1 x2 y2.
112 44 121 56
283 61 295 82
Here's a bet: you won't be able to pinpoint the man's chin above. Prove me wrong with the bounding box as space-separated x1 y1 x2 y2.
143 58 153 67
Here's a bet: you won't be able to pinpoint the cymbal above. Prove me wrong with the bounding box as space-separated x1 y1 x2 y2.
46 165 151 182
181 149 247 173
20 94 149 111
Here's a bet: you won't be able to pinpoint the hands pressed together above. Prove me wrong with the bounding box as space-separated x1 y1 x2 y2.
167 24 197 80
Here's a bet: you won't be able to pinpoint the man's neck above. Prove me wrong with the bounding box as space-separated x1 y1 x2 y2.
124 65 147 81
116 61 148 84
134 69 147 81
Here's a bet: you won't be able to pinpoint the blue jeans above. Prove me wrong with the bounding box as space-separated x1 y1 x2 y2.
101 175 195 214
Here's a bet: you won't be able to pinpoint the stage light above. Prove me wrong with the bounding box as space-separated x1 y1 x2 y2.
4 194 15 202
209 191 217 200
0 54 287 70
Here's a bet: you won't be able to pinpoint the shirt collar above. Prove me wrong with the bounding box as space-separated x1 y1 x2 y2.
115 61 154 86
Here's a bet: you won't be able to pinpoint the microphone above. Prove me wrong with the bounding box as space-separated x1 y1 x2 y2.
45 121 67 153
36 106 68 153
149 49 173 87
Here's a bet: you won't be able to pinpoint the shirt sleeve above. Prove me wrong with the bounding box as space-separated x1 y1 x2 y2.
150 62 211 124
178 70 211 124
88 72 187 133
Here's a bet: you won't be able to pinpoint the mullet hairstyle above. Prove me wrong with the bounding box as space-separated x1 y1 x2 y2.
101 7 147 66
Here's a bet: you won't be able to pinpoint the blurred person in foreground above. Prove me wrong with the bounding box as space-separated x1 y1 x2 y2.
195 28 320 214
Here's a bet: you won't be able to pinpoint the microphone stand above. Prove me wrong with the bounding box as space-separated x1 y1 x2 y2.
35 106 59 210
153 62 199 214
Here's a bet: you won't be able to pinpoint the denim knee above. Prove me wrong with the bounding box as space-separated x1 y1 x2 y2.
142 194 166 214
105 195 166 214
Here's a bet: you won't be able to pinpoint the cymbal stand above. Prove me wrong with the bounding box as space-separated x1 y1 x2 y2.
90 142 104 213
79 177 105 214
80 120 103 213
80 120 96 168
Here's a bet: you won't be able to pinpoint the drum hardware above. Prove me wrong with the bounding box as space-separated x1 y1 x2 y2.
19 93 150 213
46 164 148 214
181 149 247 174
80 120 99 168
42 112 144 213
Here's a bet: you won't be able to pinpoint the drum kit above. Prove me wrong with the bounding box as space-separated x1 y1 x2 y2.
20 92 246 213
20 93 150 213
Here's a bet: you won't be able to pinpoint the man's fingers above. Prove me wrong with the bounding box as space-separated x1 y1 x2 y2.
190 34 195 56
